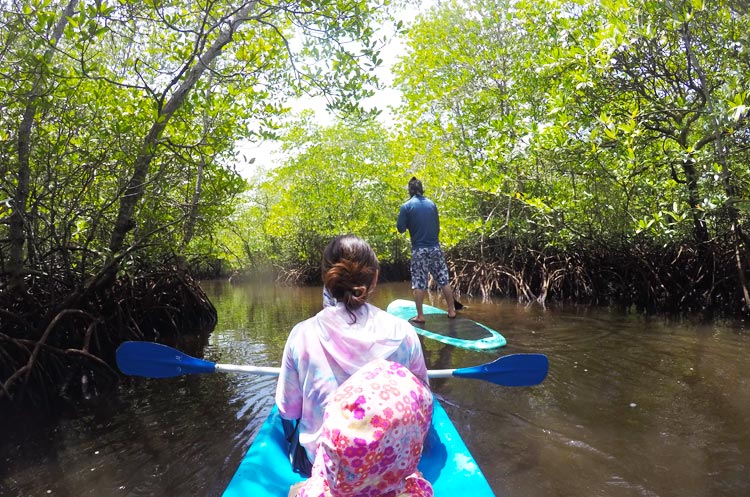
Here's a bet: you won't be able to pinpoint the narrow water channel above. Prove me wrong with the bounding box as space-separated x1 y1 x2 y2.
2 280 749 497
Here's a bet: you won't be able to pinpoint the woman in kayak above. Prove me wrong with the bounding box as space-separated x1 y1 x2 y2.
290 358 433 497
276 234 429 477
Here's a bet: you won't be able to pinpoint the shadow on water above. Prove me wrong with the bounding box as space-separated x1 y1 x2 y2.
2 280 749 497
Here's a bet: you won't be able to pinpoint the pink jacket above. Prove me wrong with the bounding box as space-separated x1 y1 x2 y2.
276 303 428 462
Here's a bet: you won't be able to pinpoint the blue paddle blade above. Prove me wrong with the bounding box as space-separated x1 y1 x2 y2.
116 341 216 378
452 353 549 386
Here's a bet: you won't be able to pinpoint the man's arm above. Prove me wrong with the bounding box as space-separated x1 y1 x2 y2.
396 204 409 234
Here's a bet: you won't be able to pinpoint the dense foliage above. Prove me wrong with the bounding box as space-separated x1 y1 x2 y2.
0 0 401 410
230 0 750 314
2 0 749 413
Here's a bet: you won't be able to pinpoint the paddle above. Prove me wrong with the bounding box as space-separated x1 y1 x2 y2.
116 341 548 387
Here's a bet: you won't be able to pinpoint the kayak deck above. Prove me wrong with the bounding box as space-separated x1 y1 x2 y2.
222 400 495 497
387 299 506 351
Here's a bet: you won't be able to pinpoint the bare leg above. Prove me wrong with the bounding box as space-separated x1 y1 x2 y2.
440 284 456 318
413 288 427 322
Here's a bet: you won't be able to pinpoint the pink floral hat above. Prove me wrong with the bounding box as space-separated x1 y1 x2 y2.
297 359 434 497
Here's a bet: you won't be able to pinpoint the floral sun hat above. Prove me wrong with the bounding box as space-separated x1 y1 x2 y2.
297 359 434 497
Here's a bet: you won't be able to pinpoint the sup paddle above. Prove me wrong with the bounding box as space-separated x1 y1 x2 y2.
116 341 548 387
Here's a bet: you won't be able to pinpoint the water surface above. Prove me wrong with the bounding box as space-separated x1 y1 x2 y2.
2 280 749 497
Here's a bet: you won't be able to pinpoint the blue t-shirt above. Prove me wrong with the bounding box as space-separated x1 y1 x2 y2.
397 195 440 249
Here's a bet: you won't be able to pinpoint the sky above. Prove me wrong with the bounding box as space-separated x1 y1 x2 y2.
233 2 427 179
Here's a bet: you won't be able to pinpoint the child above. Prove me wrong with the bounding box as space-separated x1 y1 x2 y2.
292 359 434 497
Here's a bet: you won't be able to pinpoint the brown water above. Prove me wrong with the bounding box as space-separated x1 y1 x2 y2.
2 280 749 497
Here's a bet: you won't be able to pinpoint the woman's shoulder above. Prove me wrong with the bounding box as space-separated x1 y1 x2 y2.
367 304 415 330
366 303 394 320
287 313 321 339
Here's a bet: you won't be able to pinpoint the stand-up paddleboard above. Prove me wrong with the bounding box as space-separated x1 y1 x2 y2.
387 299 506 351
221 401 495 497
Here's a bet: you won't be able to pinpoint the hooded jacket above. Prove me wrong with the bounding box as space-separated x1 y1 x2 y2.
276 303 428 462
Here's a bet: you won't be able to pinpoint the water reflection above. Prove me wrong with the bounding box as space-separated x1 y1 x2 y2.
1 280 749 497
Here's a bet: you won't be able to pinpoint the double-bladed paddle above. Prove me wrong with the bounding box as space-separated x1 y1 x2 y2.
116 341 548 387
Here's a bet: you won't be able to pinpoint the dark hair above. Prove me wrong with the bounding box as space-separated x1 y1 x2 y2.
408 176 424 197
322 235 379 320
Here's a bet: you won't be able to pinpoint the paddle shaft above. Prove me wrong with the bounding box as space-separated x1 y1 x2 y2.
215 364 281 376
425 369 456 379
219 364 462 379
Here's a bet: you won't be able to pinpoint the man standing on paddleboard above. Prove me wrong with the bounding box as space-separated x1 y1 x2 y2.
397 176 457 322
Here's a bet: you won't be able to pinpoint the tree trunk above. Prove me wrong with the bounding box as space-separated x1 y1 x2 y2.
182 155 205 251
680 15 750 309
681 157 710 245
7 0 79 290
108 1 258 255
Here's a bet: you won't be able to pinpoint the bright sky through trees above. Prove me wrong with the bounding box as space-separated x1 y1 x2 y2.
234 1 429 178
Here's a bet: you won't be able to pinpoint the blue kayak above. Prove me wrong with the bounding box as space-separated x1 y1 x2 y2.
222 400 495 497
387 299 506 351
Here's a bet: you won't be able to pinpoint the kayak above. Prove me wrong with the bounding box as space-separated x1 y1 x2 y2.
114 341 546 497
221 400 495 497
387 299 507 351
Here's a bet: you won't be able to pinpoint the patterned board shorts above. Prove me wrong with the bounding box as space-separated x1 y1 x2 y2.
411 246 450 289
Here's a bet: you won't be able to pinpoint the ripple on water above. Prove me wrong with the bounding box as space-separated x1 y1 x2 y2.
4 282 749 497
